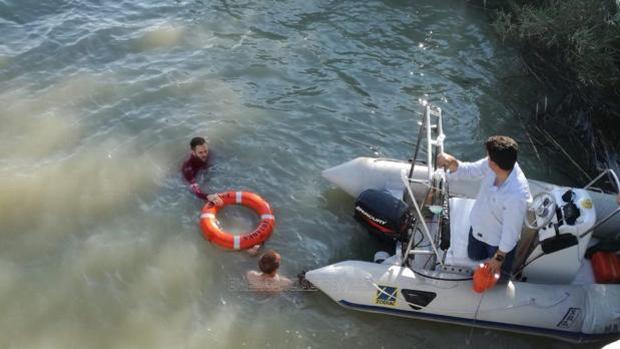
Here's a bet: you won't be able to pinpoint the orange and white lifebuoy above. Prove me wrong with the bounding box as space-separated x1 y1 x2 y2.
199 191 275 250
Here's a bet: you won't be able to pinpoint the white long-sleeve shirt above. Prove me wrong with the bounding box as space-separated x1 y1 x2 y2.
448 158 532 252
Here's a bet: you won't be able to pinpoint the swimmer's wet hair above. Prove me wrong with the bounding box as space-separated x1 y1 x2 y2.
259 250 280 274
190 137 206 150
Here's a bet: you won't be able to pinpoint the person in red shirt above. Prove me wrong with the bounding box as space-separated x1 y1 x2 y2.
183 137 261 255
182 137 223 206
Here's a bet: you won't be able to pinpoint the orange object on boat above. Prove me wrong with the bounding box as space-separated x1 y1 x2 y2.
199 191 275 250
591 252 620 284
472 264 499 293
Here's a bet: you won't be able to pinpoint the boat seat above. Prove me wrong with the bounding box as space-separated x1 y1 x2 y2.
445 198 480 269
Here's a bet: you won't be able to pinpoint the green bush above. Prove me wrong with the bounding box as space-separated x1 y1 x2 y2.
492 0 620 92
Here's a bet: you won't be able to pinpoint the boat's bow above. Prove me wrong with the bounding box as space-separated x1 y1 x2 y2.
322 157 432 198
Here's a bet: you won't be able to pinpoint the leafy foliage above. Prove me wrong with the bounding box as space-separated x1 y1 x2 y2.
492 0 620 92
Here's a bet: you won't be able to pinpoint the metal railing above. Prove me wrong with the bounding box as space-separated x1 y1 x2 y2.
425 105 445 181
584 168 620 193
400 105 446 268
580 168 620 238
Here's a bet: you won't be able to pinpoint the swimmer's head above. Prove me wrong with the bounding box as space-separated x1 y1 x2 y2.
190 137 208 162
259 250 281 275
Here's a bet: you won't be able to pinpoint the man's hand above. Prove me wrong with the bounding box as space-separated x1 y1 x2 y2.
436 152 458 172
246 244 261 256
486 258 502 276
207 194 224 207
486 250 506 277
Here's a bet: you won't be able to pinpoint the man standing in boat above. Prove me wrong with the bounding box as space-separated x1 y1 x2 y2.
437 136 532 279
182 137 223 206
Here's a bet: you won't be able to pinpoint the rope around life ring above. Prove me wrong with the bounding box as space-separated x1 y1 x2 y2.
199 191 275 250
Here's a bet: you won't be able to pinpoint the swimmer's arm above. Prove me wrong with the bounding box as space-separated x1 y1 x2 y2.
189 183 209 200
281 276 294 289
245 245 261 256
182 161 209 200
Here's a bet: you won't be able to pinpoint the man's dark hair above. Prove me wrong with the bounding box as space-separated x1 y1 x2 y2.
259 250 280 274
485 135 518 171
190 137 206 150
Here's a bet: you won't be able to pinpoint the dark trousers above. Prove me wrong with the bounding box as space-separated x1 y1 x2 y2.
468 227 516 279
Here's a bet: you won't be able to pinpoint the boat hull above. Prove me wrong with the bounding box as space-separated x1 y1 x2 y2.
316 156 620 341
306 261 620 342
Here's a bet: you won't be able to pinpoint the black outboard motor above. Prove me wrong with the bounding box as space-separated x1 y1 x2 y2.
354 189 411 241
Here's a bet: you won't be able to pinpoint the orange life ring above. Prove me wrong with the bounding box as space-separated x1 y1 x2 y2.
199 191 275 250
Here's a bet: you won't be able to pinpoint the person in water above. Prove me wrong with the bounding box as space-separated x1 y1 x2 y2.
183 137 261 255
182 137 223 206
437 136 532 279
246 250 293 292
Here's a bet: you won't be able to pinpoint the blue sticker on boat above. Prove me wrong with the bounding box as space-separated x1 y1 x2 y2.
375 285 398 306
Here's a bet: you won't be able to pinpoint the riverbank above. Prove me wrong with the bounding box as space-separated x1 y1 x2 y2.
476 0 620 184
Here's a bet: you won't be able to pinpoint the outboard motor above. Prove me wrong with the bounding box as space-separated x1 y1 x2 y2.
354 189 411 241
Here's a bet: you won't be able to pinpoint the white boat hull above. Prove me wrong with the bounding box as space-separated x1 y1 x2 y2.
312 156 620 342
306 261 620 342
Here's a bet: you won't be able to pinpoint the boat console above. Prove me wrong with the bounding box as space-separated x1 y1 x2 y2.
522 188 597 284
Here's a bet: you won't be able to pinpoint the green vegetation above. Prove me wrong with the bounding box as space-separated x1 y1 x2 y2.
491 0 620 94
481 0 620 174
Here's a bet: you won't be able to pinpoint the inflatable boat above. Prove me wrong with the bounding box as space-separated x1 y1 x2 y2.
306 106 620 343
